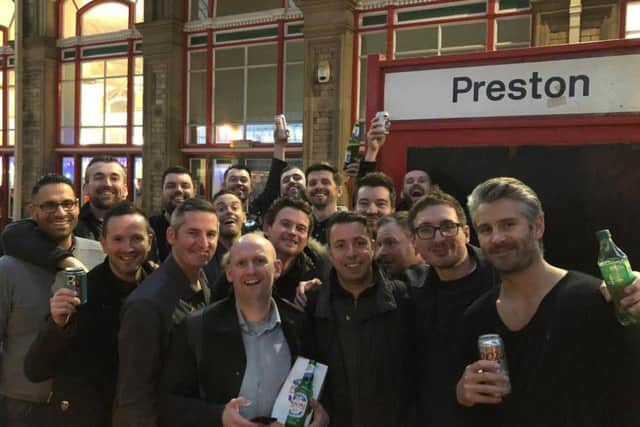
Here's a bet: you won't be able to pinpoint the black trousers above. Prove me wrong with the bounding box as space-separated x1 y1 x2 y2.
0 395 51 427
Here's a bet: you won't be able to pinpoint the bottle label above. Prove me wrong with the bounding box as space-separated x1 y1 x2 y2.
600 259 634 287
288 392 309 418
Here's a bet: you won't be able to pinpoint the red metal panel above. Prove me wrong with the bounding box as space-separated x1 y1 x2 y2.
276 20 285 114
487 0 496 51
206 30 214 145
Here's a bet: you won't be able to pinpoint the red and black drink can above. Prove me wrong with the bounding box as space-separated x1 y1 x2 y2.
64 267 88 304
478 333 511 393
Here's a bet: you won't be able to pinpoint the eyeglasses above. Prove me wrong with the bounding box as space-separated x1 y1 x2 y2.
37 199 78 214
414 221 462 240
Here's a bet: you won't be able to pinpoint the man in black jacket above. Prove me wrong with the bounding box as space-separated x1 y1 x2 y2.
23 202 153 427
161 233 328 427
113 198 219 427
306 211 417 427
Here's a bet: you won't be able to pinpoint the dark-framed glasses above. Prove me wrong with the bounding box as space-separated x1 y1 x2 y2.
414 221 462 240
37 199 78 214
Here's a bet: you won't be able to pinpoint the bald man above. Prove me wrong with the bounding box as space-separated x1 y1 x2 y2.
161 234 328 427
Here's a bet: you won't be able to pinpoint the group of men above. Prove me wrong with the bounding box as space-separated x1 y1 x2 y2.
1 118 639 427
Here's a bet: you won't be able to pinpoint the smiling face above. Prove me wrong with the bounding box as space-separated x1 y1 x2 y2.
31 183 79 244
327 221 374 287
375 221 422 274
355 185 394 232
226 234 282 306
101 213 151 282
474 198 543 275
280 168 306 198
213 193 246 241
264 207 310 261
162 173 194 214
403 170 431 204
306 170 341 210
223 168 252 202
83 161 128 210
167 211 219 277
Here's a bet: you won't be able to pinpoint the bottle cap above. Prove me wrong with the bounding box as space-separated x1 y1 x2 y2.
595 229 611 240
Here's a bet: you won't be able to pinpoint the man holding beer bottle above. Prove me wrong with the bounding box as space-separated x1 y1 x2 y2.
456 177 640 427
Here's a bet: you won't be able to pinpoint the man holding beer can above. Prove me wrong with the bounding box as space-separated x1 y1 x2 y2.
456 177 640 427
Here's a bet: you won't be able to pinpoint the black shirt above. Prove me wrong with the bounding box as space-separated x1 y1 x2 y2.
149 212 171 261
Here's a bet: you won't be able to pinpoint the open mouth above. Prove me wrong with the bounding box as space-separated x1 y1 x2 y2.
244 279 260 286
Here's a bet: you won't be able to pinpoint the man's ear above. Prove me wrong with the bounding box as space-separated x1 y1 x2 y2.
273 258 283 280
167 226 176 246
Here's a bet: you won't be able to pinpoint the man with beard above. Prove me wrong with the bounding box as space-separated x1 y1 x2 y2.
113 198 218 427
305 211 417 427
0 175 103 427
397 170 431 211
150 166 195 261
456 177 640 427
24 202 154 427
375 212 424 278
354 172 396 236
222 127 291 229
263 197 329 302
76 156 129 240
305 162 343 245
407 188 498 427
280 166 306 199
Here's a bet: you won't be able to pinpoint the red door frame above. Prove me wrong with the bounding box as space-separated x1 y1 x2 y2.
365 39 640 190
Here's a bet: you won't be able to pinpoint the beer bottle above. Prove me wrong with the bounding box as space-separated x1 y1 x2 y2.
285 360 316 427
596 229 638 326
344 122 362 167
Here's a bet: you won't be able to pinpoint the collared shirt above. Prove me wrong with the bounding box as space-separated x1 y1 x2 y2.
236 299 291 420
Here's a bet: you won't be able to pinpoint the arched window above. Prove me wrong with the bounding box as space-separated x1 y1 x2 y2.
61 0 143 38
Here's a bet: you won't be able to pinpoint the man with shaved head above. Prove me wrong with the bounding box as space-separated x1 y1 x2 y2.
162 234 328 427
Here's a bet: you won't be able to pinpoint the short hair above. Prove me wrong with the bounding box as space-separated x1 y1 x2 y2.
376 211 412 237
211 189 242 205
162 166 193 187
408 186 467 231
170 197 216 231
282 165 304 176
326 211 371 245
102 201 150 238
84 156 126 183
263 197 314 236
357 172 396 206
467 177 543 226
305 162 343 186
32 174 74 197
223 165 252 182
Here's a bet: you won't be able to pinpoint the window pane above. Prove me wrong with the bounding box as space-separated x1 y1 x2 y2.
7 130 14 147
215 124 243 143
215 48 245 68
189 158 207 195
442 22 486 49
248 44 277 65
81 80 105 126
8 77 14 130
497 17 531 44
105 127 127 144
132 126 143 145
629 2 640 32
211 159 232 196
359 58 367 120
61 127 75 145
135 0 144 24
188 126 207 145
62 63 75 81
191 0 209 20
62 157 75 183
214 69 244 124
286 41 304 63
61 81 75 127
285 63 303 122
81 3 130 36
189 71 207 125
106 58 129 77
396 27 438 54
246 66 276 123
134 57 143 75
80 128 104 145
62 0 77 38
82 60 105 79
361 32 386 55
190 51 207 71
105 77 128 126
134 75 143 125
216 0 280 17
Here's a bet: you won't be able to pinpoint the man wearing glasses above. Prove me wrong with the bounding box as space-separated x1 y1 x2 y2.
0 174 103 427
407 187 498 427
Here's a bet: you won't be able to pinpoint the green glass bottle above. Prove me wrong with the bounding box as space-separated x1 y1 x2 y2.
344 122 363 167
596 229 638 326
285 360 316 427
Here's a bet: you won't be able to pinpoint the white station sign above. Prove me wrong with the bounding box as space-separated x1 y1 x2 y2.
384 53 640 120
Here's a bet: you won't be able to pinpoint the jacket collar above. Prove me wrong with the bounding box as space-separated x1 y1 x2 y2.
162 254 210 303
314 262 398 320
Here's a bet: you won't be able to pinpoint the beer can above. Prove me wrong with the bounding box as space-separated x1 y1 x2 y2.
275 114 288 140
478 333 511 392
64 267 88 304
375 111 391 134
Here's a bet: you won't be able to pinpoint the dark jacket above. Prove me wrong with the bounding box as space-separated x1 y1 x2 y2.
274 244 330 302
247 157 288 226
160 295 312 427
112 255 211 427
75 203 102 241
23 258 149 427
1 219 73 269
306 263 417 427
149 212 171 261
